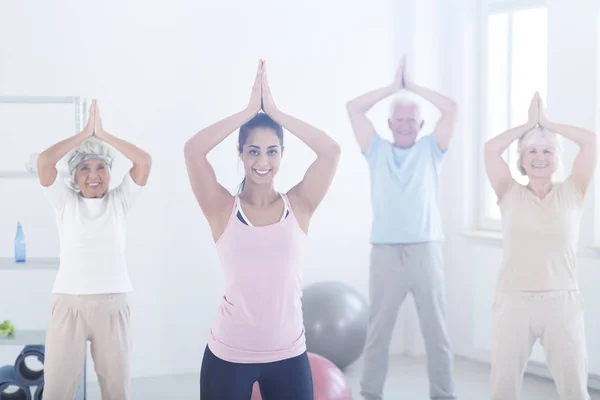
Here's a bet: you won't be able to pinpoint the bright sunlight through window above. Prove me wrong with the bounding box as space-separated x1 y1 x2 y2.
483 6 548 224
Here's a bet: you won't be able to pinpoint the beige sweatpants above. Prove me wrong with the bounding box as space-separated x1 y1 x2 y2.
43 293 131 400
491 290 589 400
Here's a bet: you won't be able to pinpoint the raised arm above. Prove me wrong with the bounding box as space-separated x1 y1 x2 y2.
37 102 95 187
402 57 458 151
93 102 152 186
346 65 404 153
539 98 597 197
184 60 263 219
484 93 538 200
346 84 398 153
261 62 341 216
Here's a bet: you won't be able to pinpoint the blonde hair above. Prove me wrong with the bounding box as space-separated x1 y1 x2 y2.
66 137 114 191
516 126 561 176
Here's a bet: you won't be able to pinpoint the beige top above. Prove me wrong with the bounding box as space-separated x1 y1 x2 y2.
497 178 584 292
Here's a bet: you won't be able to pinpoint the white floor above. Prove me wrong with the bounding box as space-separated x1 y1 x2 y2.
86 355 600 399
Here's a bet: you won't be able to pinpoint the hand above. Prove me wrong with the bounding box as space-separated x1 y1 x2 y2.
92 101 106 138
400 55 412 89
82 100 96 137
261 61 278 115
527 92 540 127
247 59 263 114
392 55 410 90
538 94 549 127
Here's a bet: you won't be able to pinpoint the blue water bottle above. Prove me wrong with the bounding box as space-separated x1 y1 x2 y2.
14 221 26 263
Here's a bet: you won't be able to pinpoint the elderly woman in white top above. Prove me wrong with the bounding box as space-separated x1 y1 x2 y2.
484 92 597 400
37 100 151 400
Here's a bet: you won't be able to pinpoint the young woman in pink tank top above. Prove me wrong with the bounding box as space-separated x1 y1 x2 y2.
484 92 597 399
184 60 340 400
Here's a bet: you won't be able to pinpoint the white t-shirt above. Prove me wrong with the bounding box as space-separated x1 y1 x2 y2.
42 172 144 294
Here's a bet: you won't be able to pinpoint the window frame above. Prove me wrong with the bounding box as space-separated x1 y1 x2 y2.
476 0 548 231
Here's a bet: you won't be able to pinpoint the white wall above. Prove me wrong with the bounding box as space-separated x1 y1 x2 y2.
0 0 406 381
3 0 598 388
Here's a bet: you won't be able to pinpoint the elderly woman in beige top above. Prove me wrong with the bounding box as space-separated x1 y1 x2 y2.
484 92 597 400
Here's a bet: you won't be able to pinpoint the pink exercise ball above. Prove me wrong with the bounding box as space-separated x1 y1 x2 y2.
251 352 353 400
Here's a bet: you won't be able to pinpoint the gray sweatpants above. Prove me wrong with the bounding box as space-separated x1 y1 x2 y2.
360 242 456 400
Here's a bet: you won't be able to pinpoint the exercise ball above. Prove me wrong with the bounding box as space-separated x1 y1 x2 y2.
302 281 369 369
251 352 352 400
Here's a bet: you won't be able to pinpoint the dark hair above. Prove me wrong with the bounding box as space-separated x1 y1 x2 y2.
237 112 284 193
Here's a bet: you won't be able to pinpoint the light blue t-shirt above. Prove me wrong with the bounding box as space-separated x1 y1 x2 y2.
364 133 446 244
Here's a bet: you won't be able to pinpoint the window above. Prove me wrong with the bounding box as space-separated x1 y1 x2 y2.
479 3 548 229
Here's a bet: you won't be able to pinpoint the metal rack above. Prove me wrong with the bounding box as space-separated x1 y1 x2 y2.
0 96 88 399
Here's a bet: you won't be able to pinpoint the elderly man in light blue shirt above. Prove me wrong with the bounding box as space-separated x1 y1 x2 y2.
346 56 459 400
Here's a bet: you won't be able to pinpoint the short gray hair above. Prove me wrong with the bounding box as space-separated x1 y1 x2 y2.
389 97 422 119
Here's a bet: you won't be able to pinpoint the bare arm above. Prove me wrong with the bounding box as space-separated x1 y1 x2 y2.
405 81 458 151
97 130 152 186
400 57 457 151
184 108 257 217
346 84 398 153
536 96 597 196
184 62 263 221
544 120 597 196
261 62 341 216
93 103 152 186
484 122 535 200
37 103 95 186
485 93 539 200
272 110 341 214
37 132 91 186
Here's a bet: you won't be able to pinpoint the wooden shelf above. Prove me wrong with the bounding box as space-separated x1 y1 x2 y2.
0 329 46 346
0 257 59 271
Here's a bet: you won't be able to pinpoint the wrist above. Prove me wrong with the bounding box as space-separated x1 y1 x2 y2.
266 108 284 120
95 129 108 139
78 130 92 140
404 80 415 91
540 119 552 130
526 120 538 130
241 107 258 120
388 83 401 93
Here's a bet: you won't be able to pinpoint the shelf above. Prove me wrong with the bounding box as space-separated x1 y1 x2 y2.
0 171 37 179
0 329 46 346
0 257 59 271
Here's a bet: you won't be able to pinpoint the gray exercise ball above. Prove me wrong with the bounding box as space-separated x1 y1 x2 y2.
302 281 369 370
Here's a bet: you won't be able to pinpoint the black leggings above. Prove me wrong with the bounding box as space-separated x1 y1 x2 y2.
200 346 314 400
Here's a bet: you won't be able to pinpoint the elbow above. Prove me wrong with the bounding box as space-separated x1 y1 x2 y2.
588 132 597 147
183 140 197 159
133 153 152 176
483 141 496 156
444 101 459 118
325 140 342 161
331 141 342 158
184 139 208 162
142 153 153 171
183 141 191 158
36 152 52 170
346 101 359 115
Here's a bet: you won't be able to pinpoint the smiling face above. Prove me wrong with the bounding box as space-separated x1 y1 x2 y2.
388 101 424 149
518 128 559 179
74 158 111 198
239 127 283 186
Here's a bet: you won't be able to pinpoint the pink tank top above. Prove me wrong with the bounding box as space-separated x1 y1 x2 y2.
207 193 308 363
